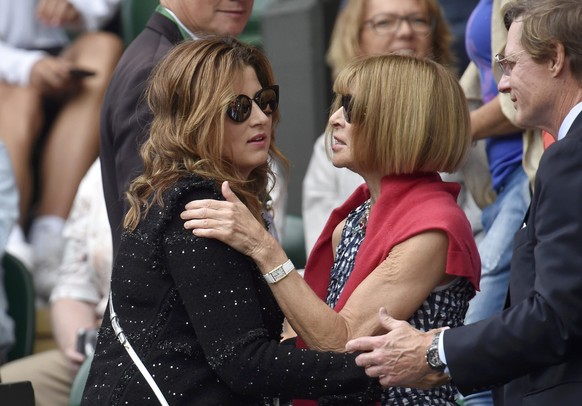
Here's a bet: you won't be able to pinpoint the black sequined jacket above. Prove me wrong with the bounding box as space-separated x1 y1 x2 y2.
81 174 374 406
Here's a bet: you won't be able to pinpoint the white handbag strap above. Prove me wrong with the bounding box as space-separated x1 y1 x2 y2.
108 292 170 406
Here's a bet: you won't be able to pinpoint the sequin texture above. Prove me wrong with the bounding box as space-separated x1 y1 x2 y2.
81 175 377 405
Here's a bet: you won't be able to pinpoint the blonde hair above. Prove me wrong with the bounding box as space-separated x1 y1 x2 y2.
326 54 470 175
124 37 287 230
326 0 455 79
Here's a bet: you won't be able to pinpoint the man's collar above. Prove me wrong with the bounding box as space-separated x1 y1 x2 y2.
156 5 199 40
558 101 582 141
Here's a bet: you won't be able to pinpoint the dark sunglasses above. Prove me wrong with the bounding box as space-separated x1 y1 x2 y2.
341 94 353 123
227 85 279 123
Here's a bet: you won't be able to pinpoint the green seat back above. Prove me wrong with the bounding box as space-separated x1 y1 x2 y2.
68 353 94 406
121 0 160 46
2 253 35 362
238 0 275 47
121 0 159 46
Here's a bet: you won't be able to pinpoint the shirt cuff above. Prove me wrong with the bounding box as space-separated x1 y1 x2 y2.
67 0 120 31
0 45 46 86
438 327 452 377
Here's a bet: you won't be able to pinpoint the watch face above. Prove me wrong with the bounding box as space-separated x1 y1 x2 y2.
427 348 439 366
271 266 286 281
427 347 445 371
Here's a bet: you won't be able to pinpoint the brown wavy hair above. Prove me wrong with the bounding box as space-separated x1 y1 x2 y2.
124 37 287 230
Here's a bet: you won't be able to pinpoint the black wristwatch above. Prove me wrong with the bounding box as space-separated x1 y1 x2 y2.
426 331 446 372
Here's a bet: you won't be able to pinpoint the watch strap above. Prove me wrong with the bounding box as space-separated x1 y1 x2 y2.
426 331 446 371
264 259 295 284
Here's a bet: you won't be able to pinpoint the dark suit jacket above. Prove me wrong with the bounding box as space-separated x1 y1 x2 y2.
100 12 184 257
444 112 582 405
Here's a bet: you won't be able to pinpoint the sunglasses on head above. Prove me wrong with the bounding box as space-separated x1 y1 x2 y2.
227 85 279 123
341 94 353 123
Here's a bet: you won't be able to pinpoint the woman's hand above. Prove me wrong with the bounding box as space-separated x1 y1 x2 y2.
30 57 75 94
181 181 281 263
36 0 81 27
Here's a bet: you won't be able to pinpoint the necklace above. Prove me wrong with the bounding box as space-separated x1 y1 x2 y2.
357 199 371 232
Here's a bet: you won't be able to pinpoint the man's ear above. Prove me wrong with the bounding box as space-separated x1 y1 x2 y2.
549 42 566 77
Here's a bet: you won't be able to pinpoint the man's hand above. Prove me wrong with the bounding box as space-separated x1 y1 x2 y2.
36 0 81 27
346 308 449 389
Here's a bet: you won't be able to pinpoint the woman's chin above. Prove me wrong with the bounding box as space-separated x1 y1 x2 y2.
332 158 351 169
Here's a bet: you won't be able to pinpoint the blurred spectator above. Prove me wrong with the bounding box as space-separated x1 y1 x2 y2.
0 0 122 304
0 140 18 365
439 0 479 73
0 159 111 406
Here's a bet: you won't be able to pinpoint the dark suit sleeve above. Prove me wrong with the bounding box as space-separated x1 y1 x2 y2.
109 65 152 201
100 26 172 253
443 133 582 395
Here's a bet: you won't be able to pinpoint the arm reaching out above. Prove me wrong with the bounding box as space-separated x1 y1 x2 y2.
182 182 451 352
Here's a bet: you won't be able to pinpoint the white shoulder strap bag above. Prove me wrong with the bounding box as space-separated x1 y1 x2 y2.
108 292 170 406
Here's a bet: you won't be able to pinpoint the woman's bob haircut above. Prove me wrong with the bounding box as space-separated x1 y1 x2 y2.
326 54 471 176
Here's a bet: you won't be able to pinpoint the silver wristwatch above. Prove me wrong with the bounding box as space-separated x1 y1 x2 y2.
426 331 446 372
